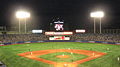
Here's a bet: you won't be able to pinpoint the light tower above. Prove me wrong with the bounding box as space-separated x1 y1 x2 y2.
90 12 96 33
16 11 30 33
90 11 104 34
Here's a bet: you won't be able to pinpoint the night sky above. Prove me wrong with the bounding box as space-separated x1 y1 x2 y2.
0 0 120 31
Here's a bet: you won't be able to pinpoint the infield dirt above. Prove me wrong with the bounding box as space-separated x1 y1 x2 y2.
18 49 106 67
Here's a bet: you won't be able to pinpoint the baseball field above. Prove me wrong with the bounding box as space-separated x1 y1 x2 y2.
0 42 120 67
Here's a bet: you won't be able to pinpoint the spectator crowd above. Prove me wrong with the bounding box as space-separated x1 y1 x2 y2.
0 34 49 44
0 33 120 44
71 34 120 43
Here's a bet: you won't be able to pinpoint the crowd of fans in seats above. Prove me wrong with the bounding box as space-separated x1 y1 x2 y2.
70 34 120 43
0 34 49 44
0 33 120 44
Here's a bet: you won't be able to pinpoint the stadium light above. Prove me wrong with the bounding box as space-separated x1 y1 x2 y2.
90 11 104 34
90 12 96 33
16 11 30 33
16 11 30 18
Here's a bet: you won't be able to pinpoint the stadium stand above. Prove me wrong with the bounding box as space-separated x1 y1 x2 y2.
0 34 49 44
71 34 120 43
0 34 120 45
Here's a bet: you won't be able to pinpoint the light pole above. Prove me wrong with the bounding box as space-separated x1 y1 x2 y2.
95 11 104 34
16 11 30 33
94 18 96 33
90 11 104 34
19 19 21 33
24 12 30 33
100 17 102 34
90 12 96 33
25 18 27 33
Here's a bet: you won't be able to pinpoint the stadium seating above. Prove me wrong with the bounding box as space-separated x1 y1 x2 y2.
0 34 120 44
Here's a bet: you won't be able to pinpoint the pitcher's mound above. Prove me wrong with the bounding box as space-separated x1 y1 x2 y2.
56 55 70 58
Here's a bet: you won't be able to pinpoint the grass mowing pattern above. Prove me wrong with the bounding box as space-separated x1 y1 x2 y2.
38 52 88 62
0 42 120 67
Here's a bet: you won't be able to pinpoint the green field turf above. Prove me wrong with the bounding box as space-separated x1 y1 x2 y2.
38 52 88 62
0 42 120 67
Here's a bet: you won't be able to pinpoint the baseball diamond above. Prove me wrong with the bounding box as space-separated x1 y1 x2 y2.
0 42 120 67
18 49 106 67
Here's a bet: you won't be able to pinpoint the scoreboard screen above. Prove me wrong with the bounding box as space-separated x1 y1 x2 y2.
54 24 64 31
45 32 73 35
32 30 42 33
49 36 70 40
75 29 86 33
54 21 64 31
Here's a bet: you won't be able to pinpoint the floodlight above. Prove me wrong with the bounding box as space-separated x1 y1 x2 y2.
16 11 30 33
90 11 104 34
95 11 104 18
16 11 30 18
90 11 104 18
90 12 96 17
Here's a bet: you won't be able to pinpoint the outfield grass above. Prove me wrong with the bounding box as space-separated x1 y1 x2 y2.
0 42 120 67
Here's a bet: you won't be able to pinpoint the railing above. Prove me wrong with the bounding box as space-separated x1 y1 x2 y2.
1 40 120 46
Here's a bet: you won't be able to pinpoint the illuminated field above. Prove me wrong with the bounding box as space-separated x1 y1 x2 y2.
38 52 88 62
0 42 120 67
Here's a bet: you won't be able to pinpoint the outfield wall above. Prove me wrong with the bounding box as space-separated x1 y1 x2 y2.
1 40 120 46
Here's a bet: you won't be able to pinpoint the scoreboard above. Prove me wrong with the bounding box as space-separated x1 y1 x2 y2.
47 20 72 40
45 31 73 40
45 32 73 35
54 21 64 31
49 36 70 40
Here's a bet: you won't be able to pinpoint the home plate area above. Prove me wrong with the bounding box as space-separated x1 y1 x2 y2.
18 49 106 67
